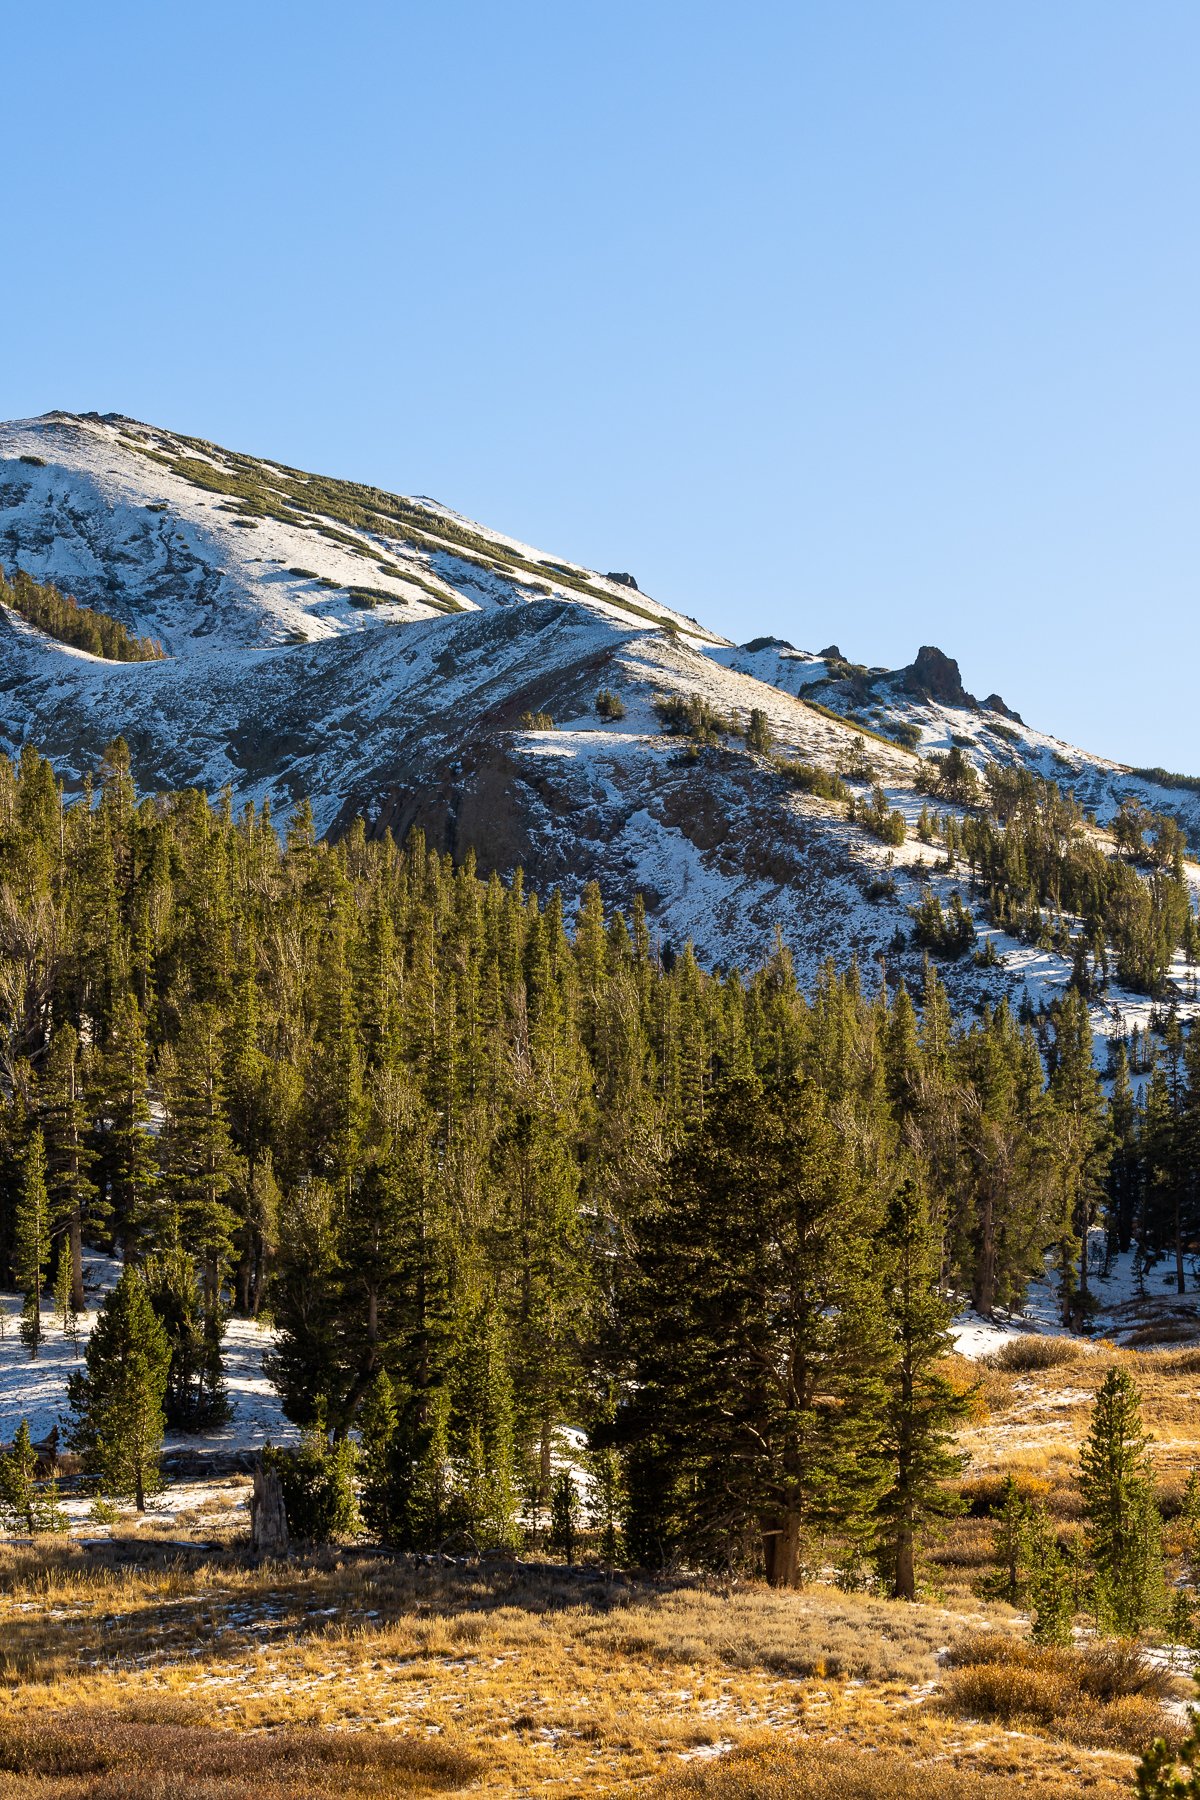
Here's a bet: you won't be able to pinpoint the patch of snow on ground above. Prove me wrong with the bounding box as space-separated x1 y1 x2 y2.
953 1239 1200 1359
0 1249 293 1453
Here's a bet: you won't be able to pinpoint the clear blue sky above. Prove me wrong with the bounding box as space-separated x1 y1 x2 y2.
5 2 1197 769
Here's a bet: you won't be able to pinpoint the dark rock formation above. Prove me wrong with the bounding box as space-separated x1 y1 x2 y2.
983 692 1025 724
901 645 977 708
605 571 639 590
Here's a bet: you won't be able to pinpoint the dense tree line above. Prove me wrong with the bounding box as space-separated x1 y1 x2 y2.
1 566 164 662
917 764 1195 994
0 740 1196 1587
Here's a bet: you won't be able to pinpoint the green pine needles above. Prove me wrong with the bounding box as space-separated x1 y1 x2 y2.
1080 1367 1165 1635
67 1268 171 1511
0 735 1198 1582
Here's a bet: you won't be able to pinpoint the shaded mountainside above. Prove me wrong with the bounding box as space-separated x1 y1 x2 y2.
1 409 1197 1034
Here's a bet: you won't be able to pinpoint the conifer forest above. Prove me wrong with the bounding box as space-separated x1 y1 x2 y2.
3 737 1199 1621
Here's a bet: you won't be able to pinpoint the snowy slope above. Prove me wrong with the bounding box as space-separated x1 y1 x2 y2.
0 1252 291 1454
0 412 715 652
1 410 1197 1035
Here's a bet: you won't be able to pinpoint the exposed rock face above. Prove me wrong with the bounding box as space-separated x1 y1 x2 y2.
984 692 1025 724
3 407 1199 1019
902 644 977 708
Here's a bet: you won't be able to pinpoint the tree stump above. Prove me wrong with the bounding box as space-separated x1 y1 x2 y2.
251 1461 289 1556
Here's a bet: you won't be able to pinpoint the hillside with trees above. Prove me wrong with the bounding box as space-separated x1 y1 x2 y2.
1 565 164 662
1 740 1198 1593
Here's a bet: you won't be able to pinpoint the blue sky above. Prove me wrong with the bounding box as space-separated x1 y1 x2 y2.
4 2 1197 769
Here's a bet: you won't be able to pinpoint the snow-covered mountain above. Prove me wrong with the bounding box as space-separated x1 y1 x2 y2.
1 409 1197 1034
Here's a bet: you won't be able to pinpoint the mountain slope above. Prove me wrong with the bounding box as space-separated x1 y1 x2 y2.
1 409 1197 1037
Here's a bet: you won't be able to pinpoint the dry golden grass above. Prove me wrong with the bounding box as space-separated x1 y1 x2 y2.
0 1712 476 1799
941 1632 1182 1754
10 1333 1200 1793
652 1740 1125 1799
0 1545 1148 1797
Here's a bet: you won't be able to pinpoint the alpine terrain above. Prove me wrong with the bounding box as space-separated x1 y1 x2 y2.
5 411 1200 1799
1 410 1197 1044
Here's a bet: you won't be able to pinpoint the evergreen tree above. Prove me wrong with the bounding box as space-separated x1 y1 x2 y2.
621 1075 888 1584
1179 1469 1200 1591
454 1300 521 1551
983 1475 1032 1606
549 1468 579 1563
37 1022 98 1312
142 1245 229 1429
14 1129 50 1358
0 1420 37 1532
1050 990 1112 1326
159 1004 240 1295
263 1419 359 1543
875 1178 967 1599
52 1235 80 1351
101 991 158 1260
1079 1368 1164 1633
67 1267 171 1510
1106 1043 1140 1260
1023 1502 1074 1645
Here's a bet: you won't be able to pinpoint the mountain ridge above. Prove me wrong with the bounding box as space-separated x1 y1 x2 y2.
2 409 1197 1042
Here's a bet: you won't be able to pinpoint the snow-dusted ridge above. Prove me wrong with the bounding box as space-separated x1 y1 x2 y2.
1 409 1197 1033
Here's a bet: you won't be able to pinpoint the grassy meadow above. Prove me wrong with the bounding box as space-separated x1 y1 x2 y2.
6 1331 1200 1795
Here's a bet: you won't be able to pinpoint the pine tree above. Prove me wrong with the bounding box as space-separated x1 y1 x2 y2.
621 1075 888 1584
67 1267 171 1510
983 1475 1032 1605
1137 1718 1200 1796
1079 1367 1164 1633
745 708 772 755
1023 1502 1074 1645
549 1468 579 1564
101 991 159 1260
37 1022 98 1313
1179 1469 1200 1590
875 1177 967 1599
159 1004 240 1292
141 1245 229 1429
14 1130 50 1358
1051 989 1112 1326
454 1301 521 1551
492 1086 590 1512
1107 1043 1140 1260
52 1235 80 1351
0 1420 37 1531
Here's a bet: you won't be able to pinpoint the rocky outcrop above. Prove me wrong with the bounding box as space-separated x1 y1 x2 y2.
900 645 977 708
983 692 1025 724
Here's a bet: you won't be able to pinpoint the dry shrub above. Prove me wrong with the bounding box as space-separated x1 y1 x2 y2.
652 1743 1087 1799
942 1631 1177 1753
1126 1321 1200 1349
958 1471 1052 1517
988 1334 1089 1373
1145 1344 1200 1374
0 1714 478 1799
939 1353 990 1423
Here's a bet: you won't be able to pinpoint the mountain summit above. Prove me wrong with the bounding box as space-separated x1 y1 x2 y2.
1 410 1196 1030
